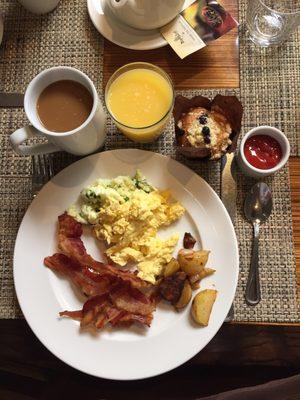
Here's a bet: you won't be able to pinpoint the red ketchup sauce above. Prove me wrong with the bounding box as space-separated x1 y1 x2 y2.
244 135 282 170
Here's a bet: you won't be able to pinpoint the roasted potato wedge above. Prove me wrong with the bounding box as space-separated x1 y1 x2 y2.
199 268 215 280
164 258 180 277
175 280 192 309
189 274 201 285
178 249 210 276
189 268 216 285
191 289 218 326
191 281 200 290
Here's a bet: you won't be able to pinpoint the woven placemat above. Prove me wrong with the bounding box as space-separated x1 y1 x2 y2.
239 0 300 156
103 87 299 323
0 0 104 318
0 0 103 93
0 2 299 322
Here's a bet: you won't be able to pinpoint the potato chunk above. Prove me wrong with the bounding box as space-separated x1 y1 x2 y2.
191 289 218 326
189 268 216 285
178 249 210 276
164 258 180 277
175 280 192 309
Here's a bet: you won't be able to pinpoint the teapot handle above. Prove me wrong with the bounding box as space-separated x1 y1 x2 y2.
110 0 128 8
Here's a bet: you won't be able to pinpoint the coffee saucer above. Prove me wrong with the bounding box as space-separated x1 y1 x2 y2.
87 0 194 51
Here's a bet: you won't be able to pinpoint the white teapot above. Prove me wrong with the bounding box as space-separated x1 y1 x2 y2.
107 0 185 30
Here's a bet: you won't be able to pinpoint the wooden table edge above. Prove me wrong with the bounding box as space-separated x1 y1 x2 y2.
229 320 300 327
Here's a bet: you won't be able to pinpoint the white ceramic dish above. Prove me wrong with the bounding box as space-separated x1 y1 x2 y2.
237 126 290 178
106 0 185 31
87 0 195 50
14 149 239 380
18 0 60 14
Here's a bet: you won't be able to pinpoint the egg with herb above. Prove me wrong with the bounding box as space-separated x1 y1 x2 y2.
68 171 185 284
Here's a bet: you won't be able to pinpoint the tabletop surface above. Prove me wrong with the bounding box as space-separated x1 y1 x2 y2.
103 0 300 314
1 0 300 397
103 0 239 89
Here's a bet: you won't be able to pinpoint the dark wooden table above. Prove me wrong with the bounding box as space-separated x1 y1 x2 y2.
1 320 300 399
1 1 300 398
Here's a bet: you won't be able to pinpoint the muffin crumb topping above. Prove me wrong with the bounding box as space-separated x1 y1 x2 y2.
177 107 232 159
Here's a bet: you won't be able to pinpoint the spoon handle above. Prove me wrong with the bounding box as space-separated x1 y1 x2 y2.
245 221 261 306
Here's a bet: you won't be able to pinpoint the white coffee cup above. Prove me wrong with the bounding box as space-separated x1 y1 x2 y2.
18 0 61 14
10 66 107 156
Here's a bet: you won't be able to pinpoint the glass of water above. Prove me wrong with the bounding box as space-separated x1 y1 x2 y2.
246 0 300 47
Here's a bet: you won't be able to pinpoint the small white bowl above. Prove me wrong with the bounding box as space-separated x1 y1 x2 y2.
237 126 290 179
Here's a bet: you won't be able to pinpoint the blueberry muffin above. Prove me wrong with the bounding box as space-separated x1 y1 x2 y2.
174 95 243 160
177 107 232 160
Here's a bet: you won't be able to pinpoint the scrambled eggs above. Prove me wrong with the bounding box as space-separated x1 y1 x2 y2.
68 171 185 284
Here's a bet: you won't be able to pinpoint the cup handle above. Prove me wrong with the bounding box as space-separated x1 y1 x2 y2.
10 125 61 156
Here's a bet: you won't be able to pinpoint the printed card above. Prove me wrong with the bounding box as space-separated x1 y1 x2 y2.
161 0 238 59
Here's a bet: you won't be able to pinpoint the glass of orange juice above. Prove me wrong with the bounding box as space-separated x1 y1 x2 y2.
105 62 174 143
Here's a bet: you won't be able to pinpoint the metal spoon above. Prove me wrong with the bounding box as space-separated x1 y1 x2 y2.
244 182 273 306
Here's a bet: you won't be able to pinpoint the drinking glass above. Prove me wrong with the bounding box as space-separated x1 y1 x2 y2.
105 62 174 143
246 0 300 47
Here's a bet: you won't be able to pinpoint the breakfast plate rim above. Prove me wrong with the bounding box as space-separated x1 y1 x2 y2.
13 149 239 380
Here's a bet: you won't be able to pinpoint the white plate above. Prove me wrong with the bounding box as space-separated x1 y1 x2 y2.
14 149 239 380
87 0 195 51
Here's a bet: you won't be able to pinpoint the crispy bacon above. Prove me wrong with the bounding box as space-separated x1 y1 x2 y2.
64 289 155 328
44 252 148 297
60 310 83 319
60 293 153 329
58 213 101 268
58 213 83 238
44 252 81 273
183 232 196 249
45 213 156 330
44 253 111 297
110 285 155 316
116 312 153 327
56 213 148 289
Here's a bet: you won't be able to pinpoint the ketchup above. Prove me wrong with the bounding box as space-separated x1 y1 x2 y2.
244 135 282 170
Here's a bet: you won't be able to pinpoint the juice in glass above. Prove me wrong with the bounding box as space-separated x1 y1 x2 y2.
105 63 174 143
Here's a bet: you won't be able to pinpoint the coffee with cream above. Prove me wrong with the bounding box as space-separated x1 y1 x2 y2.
37 80 93 133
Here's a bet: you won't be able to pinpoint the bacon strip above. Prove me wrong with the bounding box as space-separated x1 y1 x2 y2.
58 213 101 267
45 213 156 329
110 285 155 316
64 286 155 328
44 253 111 297
183 232 196 249
58 213 83 238
56 213 148 289
60 310 83 320
90 262 149 289
60 293 153 329
116 312 153 327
